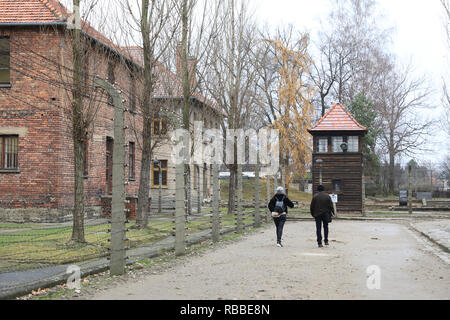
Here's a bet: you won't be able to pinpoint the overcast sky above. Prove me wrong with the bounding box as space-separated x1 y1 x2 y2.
250 0 449 165
66 0 449 165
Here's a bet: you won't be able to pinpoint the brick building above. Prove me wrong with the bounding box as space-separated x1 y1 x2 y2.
0 0 221 222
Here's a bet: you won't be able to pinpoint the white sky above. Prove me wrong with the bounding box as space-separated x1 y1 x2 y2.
250 0 449 165
64 0 448 165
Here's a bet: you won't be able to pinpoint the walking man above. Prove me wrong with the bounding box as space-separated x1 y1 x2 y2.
310 185 334 247
268 187 294 247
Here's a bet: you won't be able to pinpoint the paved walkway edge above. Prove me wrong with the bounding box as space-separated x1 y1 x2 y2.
408 223 450 254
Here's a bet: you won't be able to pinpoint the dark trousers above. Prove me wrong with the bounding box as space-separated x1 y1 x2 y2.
315 214 329 244
273 215 286 243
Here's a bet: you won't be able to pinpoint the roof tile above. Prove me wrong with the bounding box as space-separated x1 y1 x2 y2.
308 104 367 132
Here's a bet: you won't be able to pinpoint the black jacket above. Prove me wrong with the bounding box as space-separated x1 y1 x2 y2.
310 191 335 218
268 194 294 214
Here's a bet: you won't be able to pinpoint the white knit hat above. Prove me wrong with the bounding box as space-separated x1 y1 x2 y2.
276 187 285 194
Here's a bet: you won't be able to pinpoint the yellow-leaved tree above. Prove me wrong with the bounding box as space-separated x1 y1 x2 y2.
263 35 314 195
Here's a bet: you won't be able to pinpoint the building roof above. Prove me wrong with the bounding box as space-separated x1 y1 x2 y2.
308 103 367 133
0 0 67 24
0 0 221 115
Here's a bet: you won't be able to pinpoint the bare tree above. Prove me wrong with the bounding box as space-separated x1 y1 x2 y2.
202 0 260 214
312 0 393 110
309 39 338 117
114 0 179 229
376 64 434 193
440 0 450 138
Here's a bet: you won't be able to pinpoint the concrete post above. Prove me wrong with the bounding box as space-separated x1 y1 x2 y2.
408 164 413 215
175 163 186 256
94 77 126 276
266 175 271 223
254 157 261 228
236 164 243 233
212 163 220 242
158 162 162 214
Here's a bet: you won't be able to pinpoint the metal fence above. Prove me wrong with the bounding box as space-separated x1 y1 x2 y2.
0 199 270 275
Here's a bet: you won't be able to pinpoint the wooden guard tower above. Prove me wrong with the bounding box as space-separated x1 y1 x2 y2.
308 104 368 213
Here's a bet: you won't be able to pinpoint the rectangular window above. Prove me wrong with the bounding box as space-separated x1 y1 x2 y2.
333 179 342 193
152 160 168 187
0 136 18 170
129 142 135 179
153 119 168 136
129 74 136 113
332 136 344 153
317 137 328 153
347 136 359 152
0 37 10 86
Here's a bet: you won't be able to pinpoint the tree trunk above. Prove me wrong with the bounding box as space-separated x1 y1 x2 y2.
136 118 152 228
228 165 236 215
71 136 85 242
181 0 192 216
70 0 85 243
135 0 154 229
389 151 395 195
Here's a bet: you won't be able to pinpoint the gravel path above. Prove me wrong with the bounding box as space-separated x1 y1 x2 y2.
86 220 449 300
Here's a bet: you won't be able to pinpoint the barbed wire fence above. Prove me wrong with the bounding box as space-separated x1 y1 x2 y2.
0 81 275 282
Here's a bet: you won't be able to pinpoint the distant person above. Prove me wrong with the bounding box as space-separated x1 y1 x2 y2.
268 187 294 247
310 185 335 247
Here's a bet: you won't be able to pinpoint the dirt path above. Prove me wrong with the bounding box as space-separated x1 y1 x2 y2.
89 220 449 300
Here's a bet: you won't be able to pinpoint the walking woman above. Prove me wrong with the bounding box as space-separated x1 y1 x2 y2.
268 187 294 247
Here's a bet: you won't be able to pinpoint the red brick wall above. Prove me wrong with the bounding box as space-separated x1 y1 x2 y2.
0 26 144 214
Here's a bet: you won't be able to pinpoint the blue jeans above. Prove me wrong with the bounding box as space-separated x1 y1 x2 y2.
315 214 329 244
273 215 286 243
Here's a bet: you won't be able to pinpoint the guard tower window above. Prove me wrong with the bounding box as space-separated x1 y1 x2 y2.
332 136 344 152
317 137 328 153
333 179 342 193
348 136 359 152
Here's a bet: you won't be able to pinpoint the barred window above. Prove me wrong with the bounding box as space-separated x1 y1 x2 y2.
0 136 18 170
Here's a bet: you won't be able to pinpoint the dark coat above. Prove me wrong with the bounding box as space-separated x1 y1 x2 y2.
310 191 335 218
268 193 294 214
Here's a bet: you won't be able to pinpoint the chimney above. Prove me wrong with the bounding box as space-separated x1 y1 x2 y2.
175 43 197 90
187 55 197 90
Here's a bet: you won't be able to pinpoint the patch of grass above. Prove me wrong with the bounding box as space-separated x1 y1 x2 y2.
369 211 410 215
0 223 42 229
220 178 312 203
